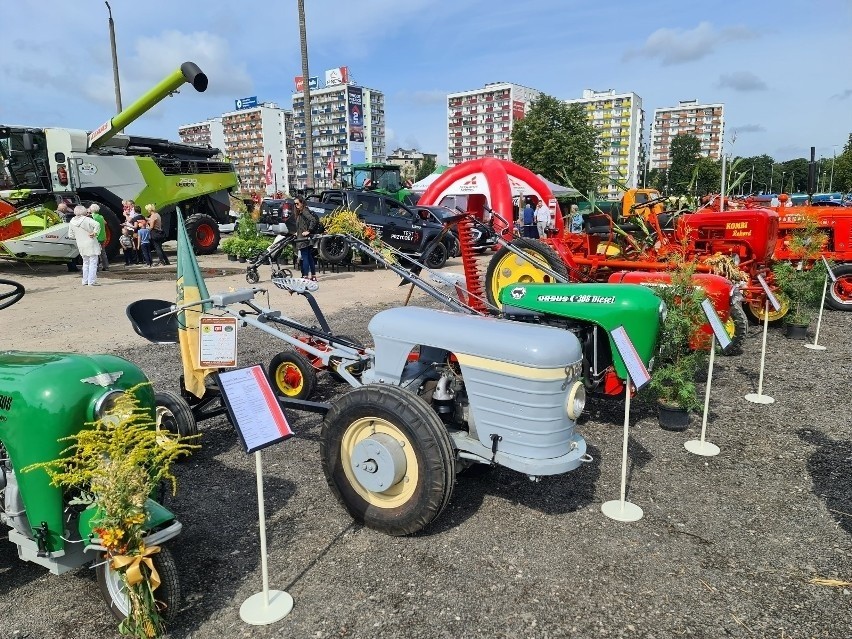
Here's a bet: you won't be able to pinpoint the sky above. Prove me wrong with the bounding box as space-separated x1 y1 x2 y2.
2 0 851 165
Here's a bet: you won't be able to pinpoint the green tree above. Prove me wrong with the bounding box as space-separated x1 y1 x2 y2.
647 167 667 193
776 158 809 192
830 133 852 192
667 134 701 195
414 156 437 182
732 154 775 195
692 157 722 196
511 95 602 195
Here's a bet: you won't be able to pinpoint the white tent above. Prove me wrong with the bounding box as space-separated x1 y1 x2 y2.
535 174 581 197
410 165 449 193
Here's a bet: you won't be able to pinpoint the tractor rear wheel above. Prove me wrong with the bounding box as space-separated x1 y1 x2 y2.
185 213 221 255
320 384 456 536
268 350 317 401
723 303 748 355
745 292 790 324
485 238 569 308
826 264 852 311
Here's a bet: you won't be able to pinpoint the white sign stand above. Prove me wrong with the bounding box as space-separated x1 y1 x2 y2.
685 299 730 457
217 367 295 626
805 259 834 351
601 375 644 522
745 276 778 405
240 451 294 625
685 335 721 457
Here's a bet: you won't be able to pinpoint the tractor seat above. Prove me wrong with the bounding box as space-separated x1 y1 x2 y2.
584 213 614 235
272 277 319 294
126 299 179 344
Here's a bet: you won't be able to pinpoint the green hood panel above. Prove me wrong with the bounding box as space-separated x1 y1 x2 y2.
499 283 661 380
134 157 238 208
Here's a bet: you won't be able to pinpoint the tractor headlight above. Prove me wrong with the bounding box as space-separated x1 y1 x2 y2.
94 390 130 424
566 381 586 421
658 300 668 323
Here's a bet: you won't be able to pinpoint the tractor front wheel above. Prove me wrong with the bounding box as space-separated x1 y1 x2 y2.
320 384 456 536
485 238 569 308
826 264 852 311
185 213 221 255
96 546 181 623
745 292 790 324
723 303 748 355
268 350 317 400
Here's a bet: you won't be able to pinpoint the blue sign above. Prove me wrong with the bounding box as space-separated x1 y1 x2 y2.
235 96 258 111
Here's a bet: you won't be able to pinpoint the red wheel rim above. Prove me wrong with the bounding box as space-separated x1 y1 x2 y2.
832 275 852 303
195 224 215 248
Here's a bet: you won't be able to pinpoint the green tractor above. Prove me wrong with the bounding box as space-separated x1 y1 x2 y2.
0 62 238 265
340 162 418 205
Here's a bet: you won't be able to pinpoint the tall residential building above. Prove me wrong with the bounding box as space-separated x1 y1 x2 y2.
446 82 541 165
218 102 290 195
387 148 438 181
177 117 225 152
650 100 725 170
291 84 386 189
565 89 644 199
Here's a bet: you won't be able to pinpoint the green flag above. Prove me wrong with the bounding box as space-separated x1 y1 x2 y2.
176 210 212 398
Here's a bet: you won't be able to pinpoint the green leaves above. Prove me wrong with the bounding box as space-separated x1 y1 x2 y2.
510 96 603 196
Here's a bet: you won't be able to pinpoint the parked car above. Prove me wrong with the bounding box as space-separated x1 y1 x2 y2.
416 205 497 256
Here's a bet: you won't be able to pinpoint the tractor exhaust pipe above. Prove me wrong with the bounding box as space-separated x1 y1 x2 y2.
88 62 208 149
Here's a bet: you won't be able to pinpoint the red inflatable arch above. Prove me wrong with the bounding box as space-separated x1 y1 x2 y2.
418 158 562 239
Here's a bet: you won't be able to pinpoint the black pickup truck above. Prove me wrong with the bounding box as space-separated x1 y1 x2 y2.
266 189 452 268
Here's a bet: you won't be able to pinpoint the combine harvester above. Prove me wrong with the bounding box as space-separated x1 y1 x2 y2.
0 62 238 266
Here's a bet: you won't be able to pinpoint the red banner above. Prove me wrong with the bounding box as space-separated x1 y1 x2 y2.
512 100 526 121
265 155 273 186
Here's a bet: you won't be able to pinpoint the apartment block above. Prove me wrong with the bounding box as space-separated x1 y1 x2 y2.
291 84 386 189
218 103 290 194
650 100 725 170
177 117 225 152
387 148 439 181
566 89 644 199
446 82 541 165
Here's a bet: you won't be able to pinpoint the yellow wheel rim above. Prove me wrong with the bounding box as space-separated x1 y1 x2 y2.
275 362 304 397
490 249 557 306
748 292 790 322
724 317 735 339
340 417 418 509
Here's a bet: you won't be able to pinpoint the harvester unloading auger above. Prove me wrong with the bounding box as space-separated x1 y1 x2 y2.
0 62 238 265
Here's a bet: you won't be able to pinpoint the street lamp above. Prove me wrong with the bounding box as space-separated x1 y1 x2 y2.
769 163 774 193
105 2 122 114
829 146 838 192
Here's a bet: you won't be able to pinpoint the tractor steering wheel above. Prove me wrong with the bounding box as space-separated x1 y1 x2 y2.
629 195 669 215
0 279 25 310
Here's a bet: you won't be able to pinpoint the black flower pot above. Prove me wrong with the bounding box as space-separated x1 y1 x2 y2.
784 322 809 340
227 253 238 262
658 402 691 431
238 256 247 263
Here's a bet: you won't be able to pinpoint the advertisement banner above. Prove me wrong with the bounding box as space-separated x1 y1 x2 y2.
294 76 319 92
264 155 273 186
348 86 365 163
325 66 350 87
512 100 526 121
235 96 258 111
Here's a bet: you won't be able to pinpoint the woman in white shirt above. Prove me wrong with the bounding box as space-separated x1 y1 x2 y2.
67 205 102 286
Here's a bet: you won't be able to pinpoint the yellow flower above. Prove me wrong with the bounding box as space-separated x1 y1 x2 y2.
100 527 125 549
125 512 146 526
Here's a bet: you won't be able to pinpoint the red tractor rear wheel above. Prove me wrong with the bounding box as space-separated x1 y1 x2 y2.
185 213 221 255
826 264 852 311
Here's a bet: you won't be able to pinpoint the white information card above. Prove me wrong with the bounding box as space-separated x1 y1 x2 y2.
610 326 651 391
701 298 733 353
821 256 837 283
218 365 294 453
756 274 782 312
199 316 238 368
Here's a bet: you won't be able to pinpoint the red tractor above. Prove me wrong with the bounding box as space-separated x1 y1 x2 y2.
741 193 852 311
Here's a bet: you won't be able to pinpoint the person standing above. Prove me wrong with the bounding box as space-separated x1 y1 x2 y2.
535 200 551 239
88 203 109 271
522 201 536 238
293 196 318 281
67 205 102 286
145 203 170 266
119 228 136 266
136 219 153 267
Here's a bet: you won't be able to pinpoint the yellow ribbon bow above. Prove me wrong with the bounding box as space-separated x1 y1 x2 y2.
110 545 162 591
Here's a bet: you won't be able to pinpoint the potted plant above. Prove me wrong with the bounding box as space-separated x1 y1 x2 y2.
220 236 240 261
649 259 708 430
772 261 827 339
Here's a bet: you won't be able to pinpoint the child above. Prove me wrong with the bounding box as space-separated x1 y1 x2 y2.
119 228 136 265
136 219 153 267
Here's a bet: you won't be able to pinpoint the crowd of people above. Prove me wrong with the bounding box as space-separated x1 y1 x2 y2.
64 199 171 286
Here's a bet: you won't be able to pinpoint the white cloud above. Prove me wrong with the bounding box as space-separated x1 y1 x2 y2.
83 30 253 106
717 71 768 92
625 22 754 65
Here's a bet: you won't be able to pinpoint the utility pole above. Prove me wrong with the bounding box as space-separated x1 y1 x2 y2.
105 2 122 114
829 146 837 192
297 0 313 189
